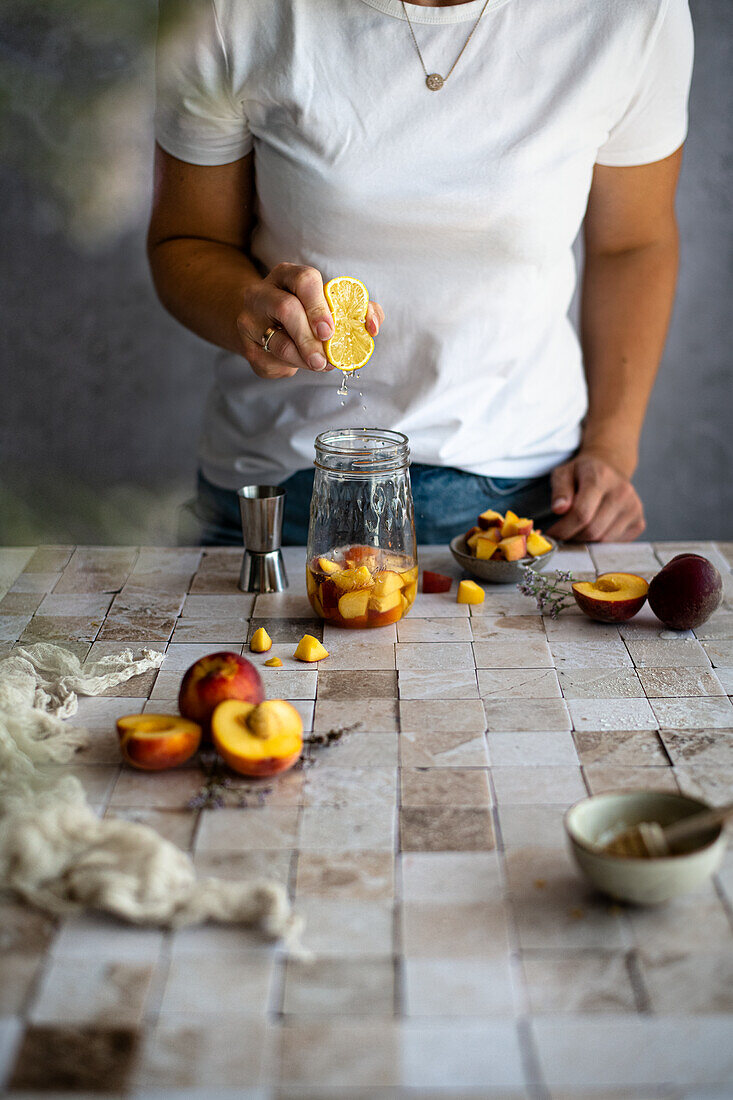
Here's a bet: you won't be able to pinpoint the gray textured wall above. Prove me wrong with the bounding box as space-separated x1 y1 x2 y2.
1 0 731 544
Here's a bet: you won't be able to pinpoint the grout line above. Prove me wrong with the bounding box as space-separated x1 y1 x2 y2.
712 874 733 935
518 1016 552 1100
626 948 653 1014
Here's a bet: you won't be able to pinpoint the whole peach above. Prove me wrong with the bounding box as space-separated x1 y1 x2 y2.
648 556 722 630
178 651 264 737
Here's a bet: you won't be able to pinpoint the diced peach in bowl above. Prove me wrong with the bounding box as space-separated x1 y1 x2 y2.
450 506 556 584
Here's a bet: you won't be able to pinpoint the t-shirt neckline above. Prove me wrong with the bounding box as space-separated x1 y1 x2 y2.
357 0 510 25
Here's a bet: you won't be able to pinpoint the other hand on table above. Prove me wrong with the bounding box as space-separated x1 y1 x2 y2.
546 451 645 543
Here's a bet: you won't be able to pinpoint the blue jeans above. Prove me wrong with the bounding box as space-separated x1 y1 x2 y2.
184 466 554 546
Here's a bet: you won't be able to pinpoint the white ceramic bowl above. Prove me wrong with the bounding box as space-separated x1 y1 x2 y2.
449 533 557 585
565 790 727 905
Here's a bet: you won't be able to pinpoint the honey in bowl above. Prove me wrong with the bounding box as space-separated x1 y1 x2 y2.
307 544 418 628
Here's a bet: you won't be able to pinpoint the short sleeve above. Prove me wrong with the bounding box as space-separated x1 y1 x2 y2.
154 0 252 165
596 0 694 168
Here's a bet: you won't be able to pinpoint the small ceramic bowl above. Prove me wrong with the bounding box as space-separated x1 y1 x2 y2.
449 533 557 585
565 790 727 905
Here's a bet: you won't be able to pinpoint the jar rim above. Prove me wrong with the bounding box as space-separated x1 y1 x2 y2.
315 427 408 452
314 427 410 475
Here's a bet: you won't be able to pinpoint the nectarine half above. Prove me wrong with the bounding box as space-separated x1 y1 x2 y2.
572 573 649 623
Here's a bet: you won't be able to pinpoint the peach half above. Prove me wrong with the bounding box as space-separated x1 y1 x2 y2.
211 699 303 778
117 713 201 771
572 573 649 623
178 651 264 738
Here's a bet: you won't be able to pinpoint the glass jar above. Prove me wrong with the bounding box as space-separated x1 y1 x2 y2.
306 428 418 628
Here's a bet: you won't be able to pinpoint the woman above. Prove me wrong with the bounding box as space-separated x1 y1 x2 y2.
148 0 693 545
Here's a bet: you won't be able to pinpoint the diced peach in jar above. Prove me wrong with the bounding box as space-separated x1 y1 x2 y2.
310 588 325 617
338 589 371 619
370 603 404 627
368 589 401 614
332 565 374 592
318 557 340 574
319 578 339 614
402 581 417 606
345 545 378 571
400 565 419 586
306 570 318 596
371 570 403 597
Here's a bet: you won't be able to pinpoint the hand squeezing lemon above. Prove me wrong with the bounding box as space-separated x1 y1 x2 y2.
323 276 375 372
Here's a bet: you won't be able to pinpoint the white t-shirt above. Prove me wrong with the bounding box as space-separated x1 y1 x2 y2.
155 0 693 488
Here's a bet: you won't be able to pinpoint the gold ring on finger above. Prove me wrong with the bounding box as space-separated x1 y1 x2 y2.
261 325 281 353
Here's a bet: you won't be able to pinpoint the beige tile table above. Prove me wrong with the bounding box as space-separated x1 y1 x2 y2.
0 540 732 1097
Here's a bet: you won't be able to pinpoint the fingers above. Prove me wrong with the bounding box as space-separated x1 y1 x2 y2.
240 329 300 380
546 457 646 544
573 493 625 543
366 301 384 337
616 511 647 542
550 462 575 515
273 263 334 368
546 475 605 542
269 290 330 371
576 486 646 543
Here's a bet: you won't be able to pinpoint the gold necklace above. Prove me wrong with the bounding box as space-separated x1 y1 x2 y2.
401 0 491 91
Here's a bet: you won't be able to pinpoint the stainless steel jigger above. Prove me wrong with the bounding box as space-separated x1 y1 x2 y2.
237 485 288 593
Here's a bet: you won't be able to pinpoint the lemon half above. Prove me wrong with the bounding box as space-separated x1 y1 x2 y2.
323 276 374 372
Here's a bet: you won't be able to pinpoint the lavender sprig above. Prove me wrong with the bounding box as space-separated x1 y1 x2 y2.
517 565 576 618
186 723 363 808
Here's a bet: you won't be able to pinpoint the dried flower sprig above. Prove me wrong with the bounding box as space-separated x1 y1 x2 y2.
517 565 576 618
187 752 273 810
186 722 363 807
299 723 362 769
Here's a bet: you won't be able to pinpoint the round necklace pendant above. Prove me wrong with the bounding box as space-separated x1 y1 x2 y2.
426 73 444 91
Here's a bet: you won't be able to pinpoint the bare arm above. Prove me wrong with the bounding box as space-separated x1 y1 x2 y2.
147 145 383 378
547 148 683 541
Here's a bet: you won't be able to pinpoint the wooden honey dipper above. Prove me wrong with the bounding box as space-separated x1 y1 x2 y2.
602 802 733 858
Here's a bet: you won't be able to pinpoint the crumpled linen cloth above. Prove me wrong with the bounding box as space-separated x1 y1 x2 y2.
0 643 299 945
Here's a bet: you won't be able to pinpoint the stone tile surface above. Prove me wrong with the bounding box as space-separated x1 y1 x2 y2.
283 958 394 1016
478 667 561 699
6 541 733 1096
567 696 658 731
400 807 495 852
558 667 645 698
522 951 637 1014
